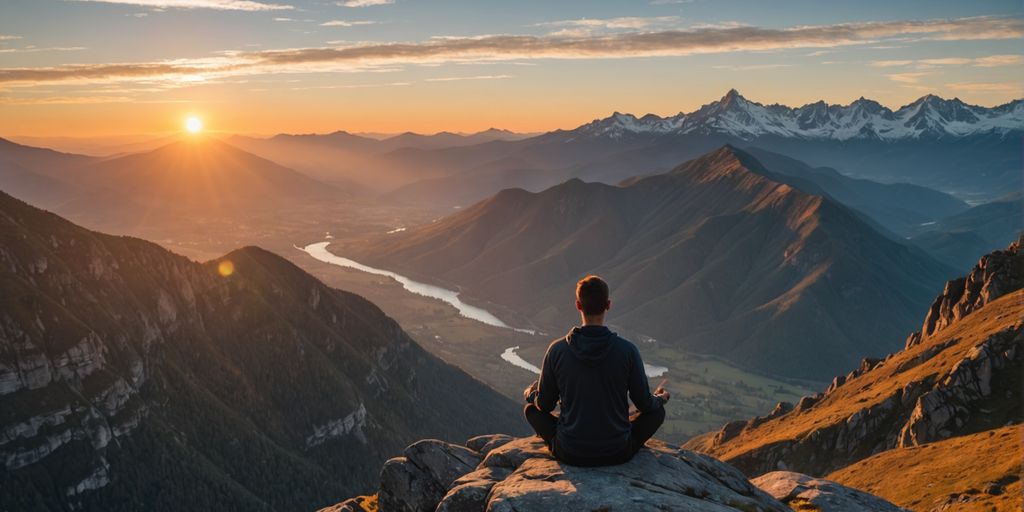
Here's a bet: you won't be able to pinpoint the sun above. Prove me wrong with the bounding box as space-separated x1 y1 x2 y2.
185 116 203 134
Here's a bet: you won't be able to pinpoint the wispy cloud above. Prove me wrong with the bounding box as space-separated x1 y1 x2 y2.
424 74 512 82
338 0 392 6
711 63 793 71
0 35 22 41
886 72 930 83
0 46 87 54
872 60 914 67
67 0 293 11
872 54 1023 68
946 82 1023 93
2 16 1020 86
289 80 410 90
321 20 377 27
538 16 681 30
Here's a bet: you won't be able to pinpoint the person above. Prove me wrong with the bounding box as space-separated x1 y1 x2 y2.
522 275 669 466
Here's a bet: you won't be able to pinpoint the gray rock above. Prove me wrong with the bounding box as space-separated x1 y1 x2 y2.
465 433 513 455
753 471 908 511
487 442 789 512
378 440 482 512
436 467 511 512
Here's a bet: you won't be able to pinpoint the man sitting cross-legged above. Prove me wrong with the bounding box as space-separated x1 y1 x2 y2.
522 275 670 467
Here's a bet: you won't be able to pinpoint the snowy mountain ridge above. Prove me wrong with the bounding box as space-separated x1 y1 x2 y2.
572 89 1024 141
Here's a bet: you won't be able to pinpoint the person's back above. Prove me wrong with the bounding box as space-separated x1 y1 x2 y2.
523 275 669 466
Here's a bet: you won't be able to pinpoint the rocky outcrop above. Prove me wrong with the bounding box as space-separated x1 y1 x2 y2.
908 234 1022 348
752 472 908 511
897 326 1021 446
693 238 1024 478
329 435 809 512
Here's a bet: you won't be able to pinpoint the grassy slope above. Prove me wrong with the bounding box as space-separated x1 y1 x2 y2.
828 425 1022 512
689 290 1024 460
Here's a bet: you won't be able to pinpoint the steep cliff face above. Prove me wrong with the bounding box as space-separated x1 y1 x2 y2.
322 434 904 512
683 238 1022 510
0 191 523 511
907 234 1022 347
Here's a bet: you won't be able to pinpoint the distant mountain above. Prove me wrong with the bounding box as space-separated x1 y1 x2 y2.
349 146 952 380
381 90 1022 202
0 190 522 511
75 138 341 214
684 237 1023 511
571 89 1022 141
740 147 969 236
0 137 95 176
910 193 1023 269
390 144 970 237
227 129 531 191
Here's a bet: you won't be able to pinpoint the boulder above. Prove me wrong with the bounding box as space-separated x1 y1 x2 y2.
378 439 482 512
376 436 789 511
753 471 908 511
465 433 514 455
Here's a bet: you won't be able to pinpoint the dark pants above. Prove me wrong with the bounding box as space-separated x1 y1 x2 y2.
523 404 666 467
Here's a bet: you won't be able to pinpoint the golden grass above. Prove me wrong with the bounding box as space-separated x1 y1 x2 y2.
828 425 1022 512
705 290 1024 461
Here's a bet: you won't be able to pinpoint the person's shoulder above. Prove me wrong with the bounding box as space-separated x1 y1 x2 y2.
612 334 641 355
546 336 568 353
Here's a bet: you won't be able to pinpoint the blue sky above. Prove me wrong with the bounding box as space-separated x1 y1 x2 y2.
1 0 1021 135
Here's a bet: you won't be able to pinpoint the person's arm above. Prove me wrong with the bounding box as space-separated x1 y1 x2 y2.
534 343 560 413
628 345 666 413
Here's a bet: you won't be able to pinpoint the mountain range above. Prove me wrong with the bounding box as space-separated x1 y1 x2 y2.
346 146 954 381
684 237 1023 511
0 137 346 231
0 190 523 511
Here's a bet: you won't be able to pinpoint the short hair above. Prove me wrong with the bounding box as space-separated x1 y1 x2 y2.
576 275 609 316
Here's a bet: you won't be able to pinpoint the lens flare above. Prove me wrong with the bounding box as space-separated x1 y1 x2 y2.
218 260 234 277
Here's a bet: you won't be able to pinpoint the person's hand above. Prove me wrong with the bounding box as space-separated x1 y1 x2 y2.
655 388 671 403
523 381 539 402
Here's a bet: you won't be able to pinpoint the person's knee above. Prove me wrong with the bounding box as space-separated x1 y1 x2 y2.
523 403 539 418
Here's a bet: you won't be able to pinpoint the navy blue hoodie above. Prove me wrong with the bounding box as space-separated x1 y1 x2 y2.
534 325 662 458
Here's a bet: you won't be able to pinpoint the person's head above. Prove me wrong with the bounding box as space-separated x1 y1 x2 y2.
575 275 610 324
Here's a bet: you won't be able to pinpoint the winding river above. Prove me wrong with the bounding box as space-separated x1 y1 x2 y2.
300 241 666 378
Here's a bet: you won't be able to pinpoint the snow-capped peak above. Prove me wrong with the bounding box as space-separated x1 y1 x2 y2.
570 90 1023 141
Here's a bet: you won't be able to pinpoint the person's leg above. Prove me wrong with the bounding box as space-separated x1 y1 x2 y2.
523 404 558 447
628 406 666 454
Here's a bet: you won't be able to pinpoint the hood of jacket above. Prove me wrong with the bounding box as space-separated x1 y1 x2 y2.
565 325 616 364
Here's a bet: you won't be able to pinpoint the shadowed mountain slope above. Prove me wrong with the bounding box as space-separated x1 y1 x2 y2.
0 191 522 512
348 146 952 380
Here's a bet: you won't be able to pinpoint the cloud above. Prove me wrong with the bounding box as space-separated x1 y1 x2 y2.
973 54 1024 67
338 0 393 6
886 72 930 83
0 95 134 105
0 35 22 41
67 0 293 11
872 54 1023 68
538 16 682 31
712 63 790 70
871 60 914 67
946 82 1023 93
424 74 512 82
321 20 377 27
289 81 410 90
0 46 87 54
3 16 1020 86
